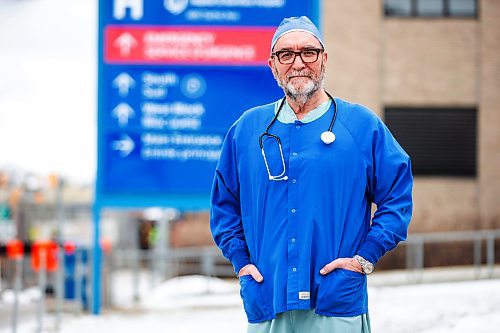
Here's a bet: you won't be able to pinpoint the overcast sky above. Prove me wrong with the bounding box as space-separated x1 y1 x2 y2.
0 0 97 184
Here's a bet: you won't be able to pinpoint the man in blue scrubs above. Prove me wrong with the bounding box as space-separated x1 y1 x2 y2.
210 16 413 333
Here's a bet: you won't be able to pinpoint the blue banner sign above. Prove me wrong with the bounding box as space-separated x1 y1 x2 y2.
97 0 319 209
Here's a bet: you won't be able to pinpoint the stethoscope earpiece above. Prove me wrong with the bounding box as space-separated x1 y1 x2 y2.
321 131 336 145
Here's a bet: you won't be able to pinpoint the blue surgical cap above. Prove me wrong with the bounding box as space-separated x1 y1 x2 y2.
271 16 324 52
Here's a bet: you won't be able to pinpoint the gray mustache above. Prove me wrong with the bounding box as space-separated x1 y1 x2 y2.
286 71 313 79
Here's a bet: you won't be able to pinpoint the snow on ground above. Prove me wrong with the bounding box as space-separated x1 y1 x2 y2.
1 272 500 333
369 280 500 332
140 275 241 311
1 286 41 305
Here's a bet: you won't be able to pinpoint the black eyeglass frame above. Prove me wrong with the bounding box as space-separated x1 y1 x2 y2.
271 48 324 65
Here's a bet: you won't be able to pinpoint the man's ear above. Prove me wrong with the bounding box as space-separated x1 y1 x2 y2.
269 62 279 82
268 57 279 81
268 57 275 71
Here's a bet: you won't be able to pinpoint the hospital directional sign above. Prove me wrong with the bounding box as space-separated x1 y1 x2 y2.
97 0 320 209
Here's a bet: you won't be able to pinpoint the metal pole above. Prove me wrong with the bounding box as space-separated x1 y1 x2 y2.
163 208 178 279
473 238 481 279
55 250 65 330
11 257 23 333
132 249 140 302
405 241 414 283
144 207 170 286
74 249 82 315
415 239 424 283
55 180 65 330
486 235 495 278
201 251 215 276
105 252 113 307
149 248 155 289
156 210 168 282
36 250 47 333
91 204 102 314
202 251 215 294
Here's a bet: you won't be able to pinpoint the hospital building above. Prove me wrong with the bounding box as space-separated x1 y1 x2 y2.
173 0 500 268
322 0 499 236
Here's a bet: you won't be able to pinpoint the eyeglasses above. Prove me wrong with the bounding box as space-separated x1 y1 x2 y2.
271 48 323 65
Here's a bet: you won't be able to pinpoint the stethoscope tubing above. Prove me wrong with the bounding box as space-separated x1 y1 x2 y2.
258 91 338 181
259 91 338 149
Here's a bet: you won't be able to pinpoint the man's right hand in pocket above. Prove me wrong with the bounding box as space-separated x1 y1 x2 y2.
238 264 264 282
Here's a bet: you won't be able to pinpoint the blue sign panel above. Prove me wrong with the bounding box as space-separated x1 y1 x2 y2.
107 0 319 26
97 0 320 210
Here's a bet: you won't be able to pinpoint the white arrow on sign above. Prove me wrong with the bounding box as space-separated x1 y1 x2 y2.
113 73 135 97
111 134 135 157
112 103 135 127
114 32 137 57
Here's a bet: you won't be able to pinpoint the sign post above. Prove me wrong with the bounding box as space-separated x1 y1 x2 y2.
7 240 24 333
96 0 320 314
32 241 58 333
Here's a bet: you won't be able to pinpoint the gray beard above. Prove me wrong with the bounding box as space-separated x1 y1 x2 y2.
274 66 325 107
284 77 323 106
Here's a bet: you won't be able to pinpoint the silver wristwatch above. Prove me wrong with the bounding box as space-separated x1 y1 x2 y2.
354 255 374 275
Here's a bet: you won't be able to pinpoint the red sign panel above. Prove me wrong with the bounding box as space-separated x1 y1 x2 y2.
6 239 24 259
105 25 275 66
31 241 59 272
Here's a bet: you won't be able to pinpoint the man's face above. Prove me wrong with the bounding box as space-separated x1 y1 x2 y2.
268 31 327 102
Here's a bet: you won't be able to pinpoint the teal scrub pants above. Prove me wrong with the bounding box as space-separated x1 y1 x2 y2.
247 310 371 333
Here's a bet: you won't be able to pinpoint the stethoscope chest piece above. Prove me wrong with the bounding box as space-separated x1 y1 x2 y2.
260 92 338 181
321 131 336 144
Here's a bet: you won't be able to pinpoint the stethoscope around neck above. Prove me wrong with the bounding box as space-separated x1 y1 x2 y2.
259 91 338 181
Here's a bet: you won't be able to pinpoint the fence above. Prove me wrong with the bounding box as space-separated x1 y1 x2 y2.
105 228 500 305
405 229 500 281
2 229 499 311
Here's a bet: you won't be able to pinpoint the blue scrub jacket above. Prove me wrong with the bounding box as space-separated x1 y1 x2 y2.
210 98 413 323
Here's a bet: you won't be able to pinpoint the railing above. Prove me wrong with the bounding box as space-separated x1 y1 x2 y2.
110 229 500 281
106 229 500 304
404 229 500 281
107 246 234 304
4 229 496 311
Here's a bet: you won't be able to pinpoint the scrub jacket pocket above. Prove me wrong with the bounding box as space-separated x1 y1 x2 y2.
239 275 271 322
316 268 367 316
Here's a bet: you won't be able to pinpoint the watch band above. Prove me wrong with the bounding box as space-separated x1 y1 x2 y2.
354 255 374 275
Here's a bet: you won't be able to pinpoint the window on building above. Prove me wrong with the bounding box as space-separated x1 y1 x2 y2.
385 0 413 16
384 107 477 176
449 0 477 16
384 0 478 18
417 0 444 16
